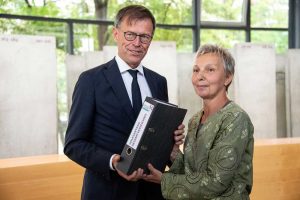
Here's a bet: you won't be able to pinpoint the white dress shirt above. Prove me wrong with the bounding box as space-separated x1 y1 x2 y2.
115 55 152 105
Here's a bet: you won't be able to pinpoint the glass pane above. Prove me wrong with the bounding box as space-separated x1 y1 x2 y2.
73 24 113 53
200 29 246 49
0 0 96 18
251 31 288 53
201 0 246 23
0 19 66 43
154 28 193 52
107 0 193 24
73 24 96 53
251 0 288 28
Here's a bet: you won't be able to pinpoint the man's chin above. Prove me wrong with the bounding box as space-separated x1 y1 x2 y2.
129 55 145 63
126 59 141 67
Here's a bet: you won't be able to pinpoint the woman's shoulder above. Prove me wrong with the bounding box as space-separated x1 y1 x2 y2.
220 101 254 128
222 101 251 119
188 111 202 124
186 111 202 131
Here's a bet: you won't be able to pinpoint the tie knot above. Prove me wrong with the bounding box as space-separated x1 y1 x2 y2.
128 69 138 79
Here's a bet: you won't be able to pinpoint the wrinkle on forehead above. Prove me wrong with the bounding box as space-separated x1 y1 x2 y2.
121 17 154 32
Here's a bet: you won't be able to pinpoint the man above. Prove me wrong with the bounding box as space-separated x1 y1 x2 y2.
64 4 184 200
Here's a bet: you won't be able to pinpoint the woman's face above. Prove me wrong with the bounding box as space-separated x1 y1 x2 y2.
192 53 232 100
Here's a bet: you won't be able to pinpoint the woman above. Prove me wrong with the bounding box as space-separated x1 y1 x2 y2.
143 44 254 200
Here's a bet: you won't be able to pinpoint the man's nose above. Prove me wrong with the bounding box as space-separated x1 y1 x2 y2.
132 36 142 45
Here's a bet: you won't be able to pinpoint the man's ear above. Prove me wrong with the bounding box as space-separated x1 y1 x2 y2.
112 27 118 42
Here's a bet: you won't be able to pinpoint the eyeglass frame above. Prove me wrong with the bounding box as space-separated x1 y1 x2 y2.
122 31 153 44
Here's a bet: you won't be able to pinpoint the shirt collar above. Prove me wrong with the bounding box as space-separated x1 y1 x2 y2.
115 55 144 75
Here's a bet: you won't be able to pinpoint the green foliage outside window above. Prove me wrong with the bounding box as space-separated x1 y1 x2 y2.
201 29 246 49
252 31 288 54
201 0 245 22
251 0 288 28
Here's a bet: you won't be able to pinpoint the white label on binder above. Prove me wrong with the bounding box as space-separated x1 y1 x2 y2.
127 101 154 149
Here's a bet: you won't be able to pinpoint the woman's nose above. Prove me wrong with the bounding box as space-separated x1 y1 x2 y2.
197 71 205 80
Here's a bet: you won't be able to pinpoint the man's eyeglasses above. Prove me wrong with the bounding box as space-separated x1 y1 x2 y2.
123 31 152 44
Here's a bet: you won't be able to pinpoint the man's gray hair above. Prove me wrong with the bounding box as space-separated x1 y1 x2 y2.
114 5 156 33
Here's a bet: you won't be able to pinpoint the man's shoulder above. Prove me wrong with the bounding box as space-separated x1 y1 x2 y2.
143 66 166 80
77 58 116 82
80 59 116 76
86 59 116 73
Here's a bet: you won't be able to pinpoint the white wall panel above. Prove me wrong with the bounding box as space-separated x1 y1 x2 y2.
0 34 57 158
233 43 277 138
286 50 300 137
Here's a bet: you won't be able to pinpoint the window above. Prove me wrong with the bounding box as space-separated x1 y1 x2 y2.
201 29 245 49
251 0 288 28
201 0 247 26
200 0 288 53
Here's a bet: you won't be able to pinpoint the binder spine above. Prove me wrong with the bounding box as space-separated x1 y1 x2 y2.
116 100 155 174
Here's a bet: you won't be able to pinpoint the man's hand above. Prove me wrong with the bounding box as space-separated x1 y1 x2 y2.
112 154 144 181
171 124 185 161
142 163 162 184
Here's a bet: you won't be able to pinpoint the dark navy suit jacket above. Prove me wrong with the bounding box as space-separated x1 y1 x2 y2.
64 58 168 200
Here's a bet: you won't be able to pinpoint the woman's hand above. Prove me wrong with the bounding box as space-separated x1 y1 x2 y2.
171 124 185 161
174 124 185 145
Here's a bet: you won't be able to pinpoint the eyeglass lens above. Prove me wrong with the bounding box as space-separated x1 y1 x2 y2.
124 32 152 44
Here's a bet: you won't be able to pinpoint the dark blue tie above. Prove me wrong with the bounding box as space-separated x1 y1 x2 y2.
128 70 142 117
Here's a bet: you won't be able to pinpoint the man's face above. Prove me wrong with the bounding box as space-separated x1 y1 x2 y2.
113 18 153 68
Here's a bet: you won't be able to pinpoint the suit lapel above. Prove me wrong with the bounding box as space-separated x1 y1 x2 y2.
143 67 158 98
103 59 135 122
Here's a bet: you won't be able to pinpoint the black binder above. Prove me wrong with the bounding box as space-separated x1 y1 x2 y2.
116 97 187 175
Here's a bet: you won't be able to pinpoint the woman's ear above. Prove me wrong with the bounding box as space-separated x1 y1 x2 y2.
225 73 233 87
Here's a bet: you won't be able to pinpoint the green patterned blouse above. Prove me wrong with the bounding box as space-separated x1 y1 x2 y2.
161 101 254 200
